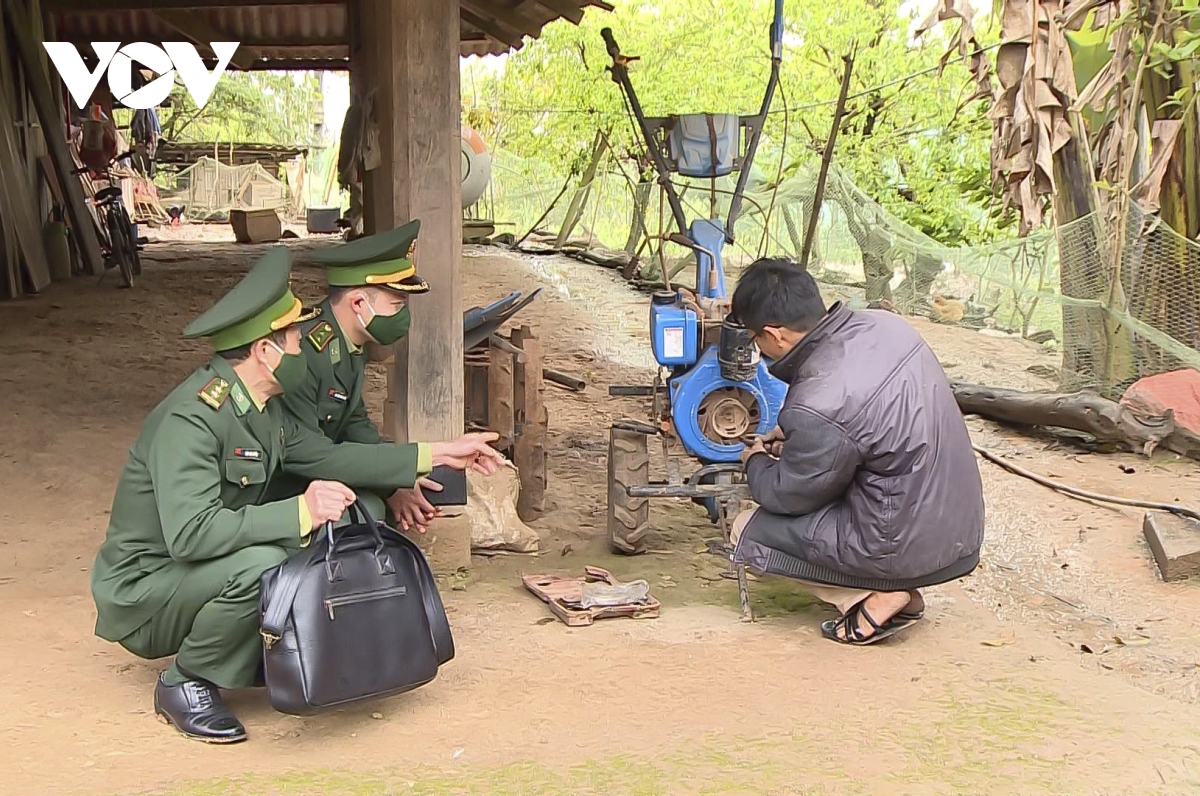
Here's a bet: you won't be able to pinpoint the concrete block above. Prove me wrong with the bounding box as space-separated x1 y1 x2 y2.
405 511 471 575
1143 511 1200 582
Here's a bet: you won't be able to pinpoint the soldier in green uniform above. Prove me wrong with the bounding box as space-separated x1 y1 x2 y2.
274 219 443 532
90 248 501 744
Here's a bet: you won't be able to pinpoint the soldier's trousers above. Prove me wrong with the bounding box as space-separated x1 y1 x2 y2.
118 545 290 689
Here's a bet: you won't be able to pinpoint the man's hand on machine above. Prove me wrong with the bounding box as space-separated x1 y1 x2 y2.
430 432 503 475
742 426 784 465
757 425 785 457
387 479 444 534
304 480 357 529
740 438 767 466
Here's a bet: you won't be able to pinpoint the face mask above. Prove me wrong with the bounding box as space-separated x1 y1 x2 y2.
357 302 411 346
268 340 308 394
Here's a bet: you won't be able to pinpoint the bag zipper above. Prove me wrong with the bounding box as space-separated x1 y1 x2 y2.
324 585 408 620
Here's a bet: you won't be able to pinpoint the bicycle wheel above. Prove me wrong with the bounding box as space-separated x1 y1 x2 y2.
120 205 142 276
106 207 134 288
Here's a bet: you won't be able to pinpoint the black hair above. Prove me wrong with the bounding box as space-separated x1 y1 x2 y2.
217 329 291 363
730 257 827 333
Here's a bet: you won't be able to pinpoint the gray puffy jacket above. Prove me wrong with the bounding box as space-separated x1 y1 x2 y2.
733 302 984 590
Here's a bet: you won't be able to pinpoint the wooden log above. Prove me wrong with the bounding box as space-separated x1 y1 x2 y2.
511 326 547 521
488 340 515 451
951 382 1200 461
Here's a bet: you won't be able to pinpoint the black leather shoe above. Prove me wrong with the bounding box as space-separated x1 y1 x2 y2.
153 673 247 744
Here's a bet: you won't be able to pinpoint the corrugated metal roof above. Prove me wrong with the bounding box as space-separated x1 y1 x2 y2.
48 1 614 66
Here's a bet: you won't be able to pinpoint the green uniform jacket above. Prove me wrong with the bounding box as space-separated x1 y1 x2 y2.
270 299 380 503
91 355 422 643
283 298 380 445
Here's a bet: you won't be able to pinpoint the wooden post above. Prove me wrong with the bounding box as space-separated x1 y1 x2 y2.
511 326 547 521
0 0 51 293
488 340 515 450
360 0 467 573
2 0 104 277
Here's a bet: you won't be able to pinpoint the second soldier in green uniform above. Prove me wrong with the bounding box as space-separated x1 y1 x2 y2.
274 220 444 531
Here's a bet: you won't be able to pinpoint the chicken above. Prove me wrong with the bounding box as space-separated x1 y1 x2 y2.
929 294 966 325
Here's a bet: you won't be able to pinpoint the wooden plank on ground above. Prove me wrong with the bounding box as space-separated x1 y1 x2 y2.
2 0 104 276
1143 512 1200 582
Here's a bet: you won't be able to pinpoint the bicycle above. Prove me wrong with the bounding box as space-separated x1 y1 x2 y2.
74 149 142 289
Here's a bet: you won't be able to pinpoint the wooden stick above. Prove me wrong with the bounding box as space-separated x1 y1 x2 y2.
972 443 1200 521
799 54 854 271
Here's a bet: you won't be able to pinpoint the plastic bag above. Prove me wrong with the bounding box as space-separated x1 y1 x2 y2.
579 579 650 608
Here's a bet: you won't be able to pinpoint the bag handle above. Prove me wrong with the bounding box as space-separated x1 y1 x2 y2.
323 498 393 581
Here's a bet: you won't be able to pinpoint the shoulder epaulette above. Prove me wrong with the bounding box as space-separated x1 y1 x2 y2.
307 321 335 352
197 377 230 410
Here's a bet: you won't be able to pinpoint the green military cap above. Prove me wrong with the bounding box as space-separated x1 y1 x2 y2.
309 219 429 294
183 246 319 352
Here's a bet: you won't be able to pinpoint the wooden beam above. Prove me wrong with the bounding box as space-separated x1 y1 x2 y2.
532 0 584 25
488 340 515 450
511 325 547 521
3 0 104 277
47 0 339 9
150 11 261 70
460 6 526 49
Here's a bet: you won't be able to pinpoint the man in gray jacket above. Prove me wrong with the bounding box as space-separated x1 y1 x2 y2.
728 259 984 645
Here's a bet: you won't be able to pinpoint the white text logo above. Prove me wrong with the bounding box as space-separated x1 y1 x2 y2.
41 41 239 110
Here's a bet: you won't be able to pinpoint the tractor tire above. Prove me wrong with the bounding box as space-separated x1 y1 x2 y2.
607 426 650 555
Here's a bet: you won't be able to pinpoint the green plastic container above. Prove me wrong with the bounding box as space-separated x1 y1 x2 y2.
43 221 71 282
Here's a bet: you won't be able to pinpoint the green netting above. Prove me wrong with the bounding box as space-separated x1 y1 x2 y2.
488 147 1200 396
156 156 291 222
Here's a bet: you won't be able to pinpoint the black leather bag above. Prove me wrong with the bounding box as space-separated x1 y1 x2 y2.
258 501 454 716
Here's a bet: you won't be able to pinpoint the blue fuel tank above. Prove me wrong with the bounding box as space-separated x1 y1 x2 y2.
649 291 699 368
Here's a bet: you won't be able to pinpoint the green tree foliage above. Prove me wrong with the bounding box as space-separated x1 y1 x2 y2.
158 71 325 146
466 0 1009 245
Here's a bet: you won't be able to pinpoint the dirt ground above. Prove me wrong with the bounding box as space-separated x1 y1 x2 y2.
2 228 1200 796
